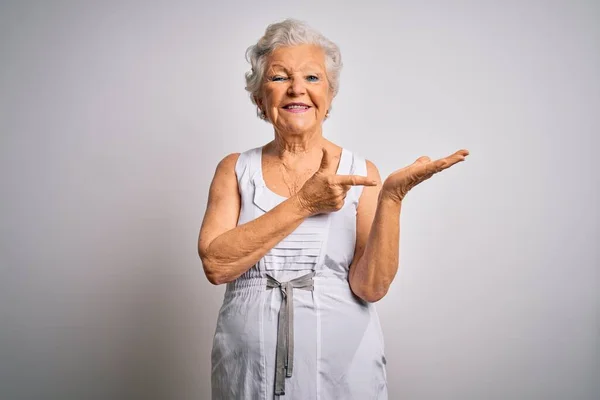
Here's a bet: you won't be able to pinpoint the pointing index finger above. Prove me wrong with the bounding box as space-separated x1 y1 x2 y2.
335 175 378 187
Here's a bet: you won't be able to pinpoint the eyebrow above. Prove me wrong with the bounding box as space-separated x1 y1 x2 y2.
268 63 325 72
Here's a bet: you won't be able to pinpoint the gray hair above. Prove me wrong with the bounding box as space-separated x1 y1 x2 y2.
244 19 343 119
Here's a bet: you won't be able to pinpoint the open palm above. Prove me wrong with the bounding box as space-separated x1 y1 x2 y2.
382 149 470 202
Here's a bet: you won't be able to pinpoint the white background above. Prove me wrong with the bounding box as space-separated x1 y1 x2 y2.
1 0 598 399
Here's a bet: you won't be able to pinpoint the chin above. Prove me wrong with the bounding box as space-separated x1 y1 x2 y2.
283 120 320 134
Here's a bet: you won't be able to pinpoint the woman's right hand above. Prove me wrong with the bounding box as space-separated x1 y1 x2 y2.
296 148 377 216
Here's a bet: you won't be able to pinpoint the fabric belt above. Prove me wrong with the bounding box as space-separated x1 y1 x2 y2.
265 271 315 396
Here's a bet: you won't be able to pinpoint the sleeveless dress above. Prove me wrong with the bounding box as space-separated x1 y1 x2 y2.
211 146 388 399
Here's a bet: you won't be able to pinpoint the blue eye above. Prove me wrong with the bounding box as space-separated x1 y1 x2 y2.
306 75 319 82
270 76 287 82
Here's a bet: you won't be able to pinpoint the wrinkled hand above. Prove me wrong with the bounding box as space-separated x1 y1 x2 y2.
297 148 378 216
381 149 470 203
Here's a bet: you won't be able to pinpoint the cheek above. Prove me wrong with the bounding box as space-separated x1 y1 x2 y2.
261 87 280 106
312 87 331 107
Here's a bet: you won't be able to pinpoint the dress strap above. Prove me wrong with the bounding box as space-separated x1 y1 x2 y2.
337 147 352 175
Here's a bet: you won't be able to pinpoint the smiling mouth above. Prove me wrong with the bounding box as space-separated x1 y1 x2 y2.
282 104 311 113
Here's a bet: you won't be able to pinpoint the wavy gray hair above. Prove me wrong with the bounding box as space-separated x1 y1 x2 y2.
245 19 343 119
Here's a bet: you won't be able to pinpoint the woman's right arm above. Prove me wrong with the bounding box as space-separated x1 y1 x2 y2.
197 153 311 285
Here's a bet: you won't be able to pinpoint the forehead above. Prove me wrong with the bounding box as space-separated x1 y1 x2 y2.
266 44 326 70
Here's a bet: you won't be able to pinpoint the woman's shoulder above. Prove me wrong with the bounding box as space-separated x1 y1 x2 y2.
216 146 258 166
215 152 241 173
214 145 262 184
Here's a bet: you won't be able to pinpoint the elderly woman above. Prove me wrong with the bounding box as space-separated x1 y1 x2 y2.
198 19 469 399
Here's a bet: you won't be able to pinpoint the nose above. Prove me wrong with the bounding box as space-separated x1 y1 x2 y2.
287 76 306 96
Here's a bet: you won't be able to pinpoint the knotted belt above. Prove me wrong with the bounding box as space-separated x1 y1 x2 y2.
265 271 315 396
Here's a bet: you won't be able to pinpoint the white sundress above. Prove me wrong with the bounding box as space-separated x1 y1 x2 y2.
211 145 388 399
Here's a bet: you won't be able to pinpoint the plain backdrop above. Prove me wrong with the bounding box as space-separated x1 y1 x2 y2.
1 0 598 399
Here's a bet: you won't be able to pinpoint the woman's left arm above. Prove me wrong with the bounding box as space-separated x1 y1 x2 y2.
348 149 469 302
348 160 401 303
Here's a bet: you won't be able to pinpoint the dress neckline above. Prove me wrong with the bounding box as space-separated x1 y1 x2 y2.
257 146 346 200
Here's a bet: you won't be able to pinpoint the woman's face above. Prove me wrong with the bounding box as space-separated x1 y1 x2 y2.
257 44 333 135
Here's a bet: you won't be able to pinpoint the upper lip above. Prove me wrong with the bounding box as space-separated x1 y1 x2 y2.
283 102 311 108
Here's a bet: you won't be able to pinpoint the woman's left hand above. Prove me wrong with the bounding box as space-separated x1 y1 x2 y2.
381 149 470 203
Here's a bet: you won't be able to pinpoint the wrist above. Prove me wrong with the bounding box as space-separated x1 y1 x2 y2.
379 188 403 205
289 193 313 218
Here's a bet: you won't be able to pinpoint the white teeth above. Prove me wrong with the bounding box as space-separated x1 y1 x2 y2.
286 105 308 109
